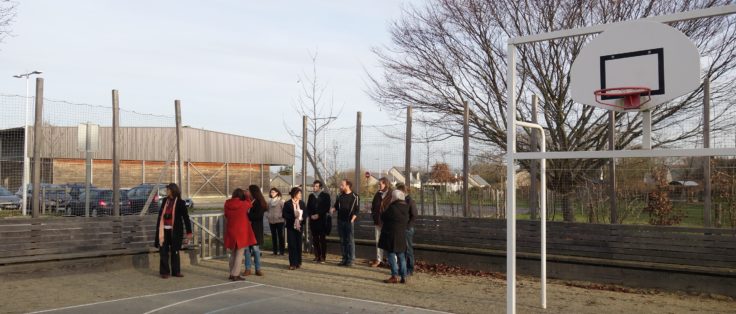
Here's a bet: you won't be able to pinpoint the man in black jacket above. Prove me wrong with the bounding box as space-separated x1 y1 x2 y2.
307 180 331 263
331 179 359 267
370 177 392 267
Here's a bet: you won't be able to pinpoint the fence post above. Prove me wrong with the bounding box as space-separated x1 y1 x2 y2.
302 116 308 190
355 112 362 197
703 78 712 228
31 78 44 218
462 101 470 217
530 95 539 220
112 90 121 216
609 111 617 224
405 106 412 191
432 188 437 216
175 100 185 198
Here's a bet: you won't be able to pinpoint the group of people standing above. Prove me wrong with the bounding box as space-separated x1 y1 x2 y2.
371 178 417 284
153 178 415 285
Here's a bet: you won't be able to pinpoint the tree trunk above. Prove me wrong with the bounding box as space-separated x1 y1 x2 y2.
562 193 574 222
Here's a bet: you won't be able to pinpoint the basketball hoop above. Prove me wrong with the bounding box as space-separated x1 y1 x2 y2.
594 87 651 110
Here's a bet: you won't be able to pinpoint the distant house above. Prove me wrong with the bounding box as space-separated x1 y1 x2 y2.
386 167 424 189
469 175 491 188
270 174 314 192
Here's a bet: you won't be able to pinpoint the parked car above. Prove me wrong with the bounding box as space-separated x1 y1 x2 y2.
126 184 194 214
67 188 131 217
61 183 97 201
0 186 21 210
15 184 71 212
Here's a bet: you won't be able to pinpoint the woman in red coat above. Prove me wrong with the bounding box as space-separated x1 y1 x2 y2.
224 188 257 281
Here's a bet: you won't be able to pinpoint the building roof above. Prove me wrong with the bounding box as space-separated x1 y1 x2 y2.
0 126 294 165
470 175 490 187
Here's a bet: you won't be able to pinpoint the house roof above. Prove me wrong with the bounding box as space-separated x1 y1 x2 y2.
470 175 490 187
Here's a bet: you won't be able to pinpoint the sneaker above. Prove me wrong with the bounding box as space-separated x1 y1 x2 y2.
383 276 399 284
255 270 263 276
243 270 251 276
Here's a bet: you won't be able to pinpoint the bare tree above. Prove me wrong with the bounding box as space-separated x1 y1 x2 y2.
285 51 342 183
0 0 16 44
369 0 736 221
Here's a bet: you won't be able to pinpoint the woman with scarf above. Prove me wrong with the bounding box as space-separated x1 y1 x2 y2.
224 188 257 281
282 187 306 270
154 183 192 279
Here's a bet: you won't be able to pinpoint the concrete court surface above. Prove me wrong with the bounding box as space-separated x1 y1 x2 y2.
27 281 446 314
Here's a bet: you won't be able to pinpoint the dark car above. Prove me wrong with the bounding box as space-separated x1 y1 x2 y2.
67 189 131 217
16 184 71 212
126 184 194 214
0 186 21 210
62 183 97 201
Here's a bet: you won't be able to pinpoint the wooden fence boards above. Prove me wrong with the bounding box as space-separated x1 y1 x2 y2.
337 213 736 271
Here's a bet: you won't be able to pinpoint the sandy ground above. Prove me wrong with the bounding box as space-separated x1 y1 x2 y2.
1 253 734 314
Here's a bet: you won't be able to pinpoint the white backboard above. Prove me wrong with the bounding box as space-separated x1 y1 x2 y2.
77 123 99 153
570 21 701 112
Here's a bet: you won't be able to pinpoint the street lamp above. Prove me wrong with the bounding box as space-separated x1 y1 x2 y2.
13 70 43 216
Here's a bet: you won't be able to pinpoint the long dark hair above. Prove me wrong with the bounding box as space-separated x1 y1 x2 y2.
232 188 246 201
248 185 267 209
166 183 181 199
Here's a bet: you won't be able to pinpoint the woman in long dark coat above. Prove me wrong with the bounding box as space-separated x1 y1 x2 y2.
154 183 192 279
378 189 410 284
282 187 306 270
244 185 267 276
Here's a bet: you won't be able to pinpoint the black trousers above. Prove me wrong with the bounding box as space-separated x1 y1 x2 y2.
311 227 327 260
269 223 285 255
159 230 180 275
286 227 303 267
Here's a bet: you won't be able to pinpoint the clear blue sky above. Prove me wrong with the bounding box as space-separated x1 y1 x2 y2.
0 0 418 145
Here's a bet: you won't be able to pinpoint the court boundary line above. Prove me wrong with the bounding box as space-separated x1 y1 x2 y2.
142 284 263 314
258 283 454 314
203 292 300 314
27 281 453 314
26 281 253 314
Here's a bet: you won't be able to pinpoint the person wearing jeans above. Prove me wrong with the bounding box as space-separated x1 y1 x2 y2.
379 189 410 284
332 179 359 267
244 245 261 275
396 183 417 276
244 185 267 276
388 251 408 280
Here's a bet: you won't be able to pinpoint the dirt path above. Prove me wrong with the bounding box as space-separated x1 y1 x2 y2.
1 254 733 314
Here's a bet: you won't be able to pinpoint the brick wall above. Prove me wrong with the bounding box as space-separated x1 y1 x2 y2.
52 159 270 197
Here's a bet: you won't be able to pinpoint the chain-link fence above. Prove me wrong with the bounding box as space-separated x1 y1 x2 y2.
0 91 178 218
295 100 736 228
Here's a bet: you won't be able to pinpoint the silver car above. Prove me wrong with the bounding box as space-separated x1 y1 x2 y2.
0 186 21 210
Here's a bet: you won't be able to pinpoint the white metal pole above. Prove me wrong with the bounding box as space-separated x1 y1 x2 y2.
516 121 546 309
540 129 547 309
642 110 652 149
505 44 517 314
21 77 30 216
